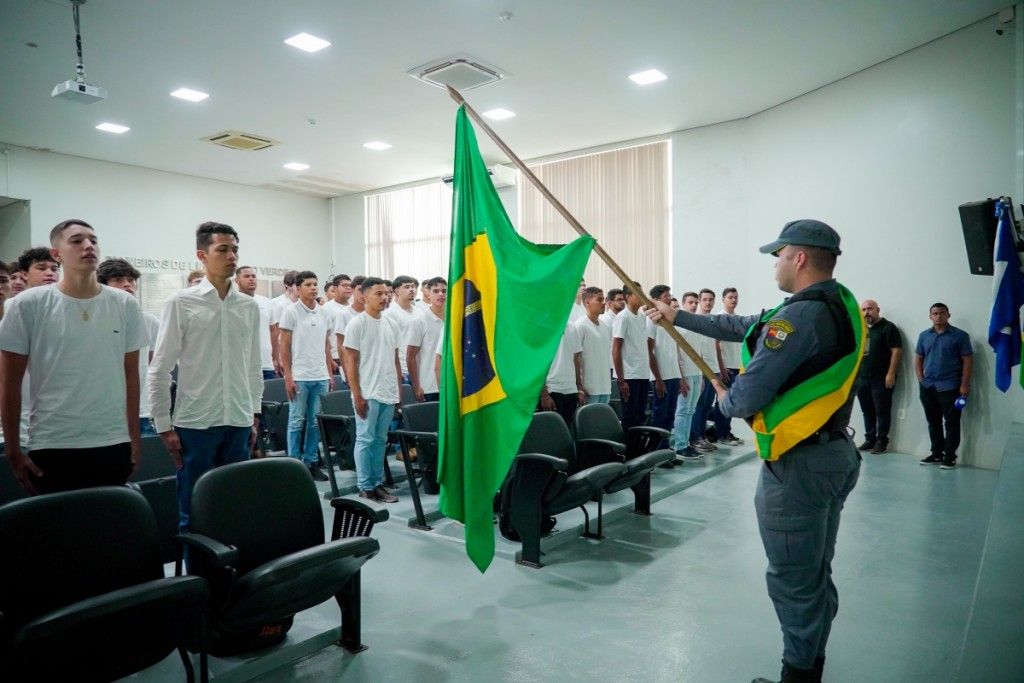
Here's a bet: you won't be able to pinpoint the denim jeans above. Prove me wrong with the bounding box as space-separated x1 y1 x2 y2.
262 369 277 380
288 379 329 465
354 398 395 491
585 393 610 405
650 378 680 444
673 374 703 449
175 425 251 532
691 377 716 442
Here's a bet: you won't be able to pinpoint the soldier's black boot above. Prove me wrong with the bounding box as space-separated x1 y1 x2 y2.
752 659 818 683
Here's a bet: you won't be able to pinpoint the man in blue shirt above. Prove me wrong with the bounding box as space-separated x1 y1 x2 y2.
914 303 973 469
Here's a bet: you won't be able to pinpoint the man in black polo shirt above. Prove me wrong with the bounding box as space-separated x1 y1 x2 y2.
856 299 902 453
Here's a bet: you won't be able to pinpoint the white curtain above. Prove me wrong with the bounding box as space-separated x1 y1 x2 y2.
364 182 452 280
517 140 670 293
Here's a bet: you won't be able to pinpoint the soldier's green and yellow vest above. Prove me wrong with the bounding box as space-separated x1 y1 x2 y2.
739 282 866 461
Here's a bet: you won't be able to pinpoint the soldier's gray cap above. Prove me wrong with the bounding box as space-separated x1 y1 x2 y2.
759 219 842 256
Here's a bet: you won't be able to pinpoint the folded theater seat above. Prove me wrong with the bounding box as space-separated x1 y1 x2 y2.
391 400 441 530
177 458 387 656
260 377 290 452
0 487 209 682
573 403 676 518
497 411 626 568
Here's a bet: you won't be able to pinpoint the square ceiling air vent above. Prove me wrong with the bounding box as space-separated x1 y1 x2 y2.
203 130 279 151
408 55 505 91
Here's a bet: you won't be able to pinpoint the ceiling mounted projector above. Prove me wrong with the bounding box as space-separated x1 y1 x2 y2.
51 0 107 104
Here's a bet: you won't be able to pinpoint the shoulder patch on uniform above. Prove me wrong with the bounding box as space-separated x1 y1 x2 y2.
763 318 794 350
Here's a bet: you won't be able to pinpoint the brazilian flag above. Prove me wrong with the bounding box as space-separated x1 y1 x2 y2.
439 106 595 571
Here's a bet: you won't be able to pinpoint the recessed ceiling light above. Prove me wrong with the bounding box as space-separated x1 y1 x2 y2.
483 108 516 120
629 69 667 86
170 87 209 102
363 141 392 151
95 122 130 134
283 162 310 171
284 32 331 53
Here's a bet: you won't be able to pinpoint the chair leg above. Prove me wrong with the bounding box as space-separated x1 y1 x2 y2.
178 646 195 683
319 417 341 498
383 449 395 488
401 437 431 531
516 516 543 568
630 473 653 516
581 497 605 540
336 570 368 653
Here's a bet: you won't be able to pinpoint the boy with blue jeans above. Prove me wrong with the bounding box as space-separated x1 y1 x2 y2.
279 270 335 481
672 292 706 460
343 277 402 503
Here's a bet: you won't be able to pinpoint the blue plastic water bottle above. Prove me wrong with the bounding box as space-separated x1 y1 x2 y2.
954 395 967 410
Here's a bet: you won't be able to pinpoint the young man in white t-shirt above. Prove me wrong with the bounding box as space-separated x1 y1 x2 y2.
600 288 625 328
0 219 145 494
322 274 351 373
541 322 584 427
384 274 421 383
575 286 612 404
672 292 707 460
407 276 446 402
333 275 367 389
612 281 650 429
234 266 276 380
691 288 724 451
97 258 162 437
269 270 299 375
343 277 402 503
647 285 682 440
279 271 335 482
712 287 744 446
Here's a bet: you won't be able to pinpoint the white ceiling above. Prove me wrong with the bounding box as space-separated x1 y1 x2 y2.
0 0 1007 198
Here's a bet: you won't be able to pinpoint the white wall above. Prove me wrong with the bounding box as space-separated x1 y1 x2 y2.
331 193 365 277
0 147 332 279
671 17 1019 469
0 200 31 259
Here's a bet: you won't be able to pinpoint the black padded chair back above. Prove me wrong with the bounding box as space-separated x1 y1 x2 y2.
0 487 163 628
574 403 626 444
399 383 417 406
321 389 354 416
190 459 323 576
402 401 439 432
518 412 576 467
0 455 29 506
132 435 177 481
263 377 288 403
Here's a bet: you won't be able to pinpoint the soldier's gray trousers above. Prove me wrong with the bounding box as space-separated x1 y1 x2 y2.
754 438 861 669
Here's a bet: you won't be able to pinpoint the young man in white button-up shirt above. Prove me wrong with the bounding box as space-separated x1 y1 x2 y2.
279 271 334 481
148 222 262 532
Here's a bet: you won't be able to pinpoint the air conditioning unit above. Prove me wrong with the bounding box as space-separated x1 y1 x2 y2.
442 164 517 189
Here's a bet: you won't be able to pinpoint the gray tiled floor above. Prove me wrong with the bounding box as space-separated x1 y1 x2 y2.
222 451 999 682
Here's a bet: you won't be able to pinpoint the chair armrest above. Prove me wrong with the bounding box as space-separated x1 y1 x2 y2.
175 532 240 568
391 429 438 441
515 452 569 471
319 412 355 422
627 425 670 439
330 496 390 523
577 438 627 455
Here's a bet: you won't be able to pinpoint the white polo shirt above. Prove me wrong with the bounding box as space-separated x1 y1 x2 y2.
546 323 582 394
383 303 421 376
646 319 682 381
253 293 275 372
407 307 445 394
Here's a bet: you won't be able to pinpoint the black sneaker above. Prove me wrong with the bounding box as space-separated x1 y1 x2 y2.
940 458 957 470
871 442 888 454
308 465 329 482
857 440 875 451
920 454 944 465
374 485 398 503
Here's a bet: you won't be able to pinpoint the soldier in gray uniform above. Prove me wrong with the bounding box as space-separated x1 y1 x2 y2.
647 220 861 683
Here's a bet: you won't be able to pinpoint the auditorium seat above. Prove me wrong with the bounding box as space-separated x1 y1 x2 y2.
0 487 209 682
177 458 386 656
318 389 356 496
130 435 181 564
392 400 440 529
573 403 677 518
496 412 625 568
261 378 290 452
262 377 288 403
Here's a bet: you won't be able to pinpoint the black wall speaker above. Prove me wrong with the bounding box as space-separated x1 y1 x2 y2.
959 199 998 275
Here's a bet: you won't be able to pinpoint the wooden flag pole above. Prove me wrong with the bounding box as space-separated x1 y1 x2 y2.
446 85 718 382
